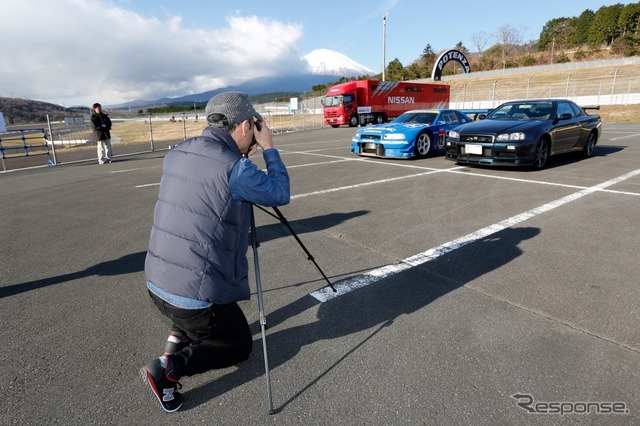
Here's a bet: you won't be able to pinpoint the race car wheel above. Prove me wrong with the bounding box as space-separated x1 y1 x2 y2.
582 131 597 158
415 132 432 158
532 138 549 170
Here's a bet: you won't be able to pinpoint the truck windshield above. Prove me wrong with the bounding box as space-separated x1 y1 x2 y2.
323 95 343 107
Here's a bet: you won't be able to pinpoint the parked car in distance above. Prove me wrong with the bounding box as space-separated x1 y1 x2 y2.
445 99 602 170
351 109 486 159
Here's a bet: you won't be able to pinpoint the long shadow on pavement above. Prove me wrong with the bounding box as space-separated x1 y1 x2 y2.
1 210 369 299
182 226 540 412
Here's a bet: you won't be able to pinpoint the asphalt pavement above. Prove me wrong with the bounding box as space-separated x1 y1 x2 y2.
1 123 639 425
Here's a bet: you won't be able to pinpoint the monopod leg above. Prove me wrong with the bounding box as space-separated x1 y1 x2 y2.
250 206 275 414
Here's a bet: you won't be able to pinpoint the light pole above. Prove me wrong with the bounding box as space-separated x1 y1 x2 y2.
382 12 388 81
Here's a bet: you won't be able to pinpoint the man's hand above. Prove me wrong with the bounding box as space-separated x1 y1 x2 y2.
254 121 273 151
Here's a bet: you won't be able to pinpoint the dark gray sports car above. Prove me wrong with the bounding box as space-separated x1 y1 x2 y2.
445 99 602 169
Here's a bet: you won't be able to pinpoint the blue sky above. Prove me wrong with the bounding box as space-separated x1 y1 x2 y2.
0 0 630 107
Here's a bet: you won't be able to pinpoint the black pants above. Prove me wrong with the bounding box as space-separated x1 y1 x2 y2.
149 291 253 377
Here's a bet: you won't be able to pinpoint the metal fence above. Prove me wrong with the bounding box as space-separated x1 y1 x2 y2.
447 68 640 109
437 57 640 109
3 58 640 172
0 96 328 172
0 129 56 172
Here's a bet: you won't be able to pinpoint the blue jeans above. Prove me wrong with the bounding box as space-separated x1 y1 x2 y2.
149 291 252 377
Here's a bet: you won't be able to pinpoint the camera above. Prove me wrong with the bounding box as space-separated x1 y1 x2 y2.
248 119 262 150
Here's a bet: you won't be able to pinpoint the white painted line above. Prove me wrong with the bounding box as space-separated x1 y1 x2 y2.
135 182 160 188
291 170 442 200
609 133 640 141
310 168 640 302
111 166 160 174
285 159 354 169
445 169 588 190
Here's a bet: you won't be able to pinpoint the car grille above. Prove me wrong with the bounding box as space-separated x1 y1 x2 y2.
458 134 494 157
360 134 381 140
460 135 493 143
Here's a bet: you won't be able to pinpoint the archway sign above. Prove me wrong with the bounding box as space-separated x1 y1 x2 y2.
431 49 471 81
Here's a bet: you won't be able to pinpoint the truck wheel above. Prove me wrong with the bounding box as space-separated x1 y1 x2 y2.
374 114 384 124
349 115 359 127
414 132 432 158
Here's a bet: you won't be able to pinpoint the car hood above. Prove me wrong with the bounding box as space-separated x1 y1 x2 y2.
359 123 428 134
456 119 542 134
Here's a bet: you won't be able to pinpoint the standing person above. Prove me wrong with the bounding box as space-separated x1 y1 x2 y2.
140 92 290 413
91 103 112 164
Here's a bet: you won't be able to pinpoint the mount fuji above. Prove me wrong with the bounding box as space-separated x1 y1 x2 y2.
303 48 376 77
111 49 376 109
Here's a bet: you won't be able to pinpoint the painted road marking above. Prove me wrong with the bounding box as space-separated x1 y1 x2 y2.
310 168 640 302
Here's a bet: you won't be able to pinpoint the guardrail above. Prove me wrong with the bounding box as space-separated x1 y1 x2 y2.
0 129 56 172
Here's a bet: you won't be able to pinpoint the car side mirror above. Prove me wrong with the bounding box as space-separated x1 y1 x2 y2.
437 120 446 125
558 113 572 120
478 114 486 120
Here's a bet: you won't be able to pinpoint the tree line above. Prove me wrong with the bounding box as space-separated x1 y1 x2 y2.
313 2 640 93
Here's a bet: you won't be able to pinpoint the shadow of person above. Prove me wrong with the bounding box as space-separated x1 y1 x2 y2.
0 251 147 298
182 226 540 412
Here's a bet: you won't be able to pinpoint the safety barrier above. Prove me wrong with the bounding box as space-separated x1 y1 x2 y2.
0 129 55 172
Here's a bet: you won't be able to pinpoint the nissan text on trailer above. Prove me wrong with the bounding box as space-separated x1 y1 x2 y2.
322 80 450 128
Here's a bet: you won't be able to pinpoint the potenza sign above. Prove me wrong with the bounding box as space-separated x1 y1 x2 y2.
431 49 471 80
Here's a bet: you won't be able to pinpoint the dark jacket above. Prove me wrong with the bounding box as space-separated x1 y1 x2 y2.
145 128 252 305
91 112 112 141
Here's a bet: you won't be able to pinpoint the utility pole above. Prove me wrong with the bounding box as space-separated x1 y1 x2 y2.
382 12 388 81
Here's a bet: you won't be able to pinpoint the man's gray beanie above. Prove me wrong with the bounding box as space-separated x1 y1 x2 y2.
205 92 263 127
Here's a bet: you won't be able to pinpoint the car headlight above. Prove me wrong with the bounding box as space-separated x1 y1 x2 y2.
384 134 405 140
448 130 459 139
496 132 525 141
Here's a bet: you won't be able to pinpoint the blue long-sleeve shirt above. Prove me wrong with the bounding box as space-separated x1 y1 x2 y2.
229 148 290 206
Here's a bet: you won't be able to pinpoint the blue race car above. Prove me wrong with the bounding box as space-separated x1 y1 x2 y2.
351 109 484 159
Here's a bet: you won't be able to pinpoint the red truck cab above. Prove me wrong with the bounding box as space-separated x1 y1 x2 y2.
322 80 450 128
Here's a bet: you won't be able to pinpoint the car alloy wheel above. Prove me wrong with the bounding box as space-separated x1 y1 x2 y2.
532 139 549 170
582 132 597 158
415 133 432 158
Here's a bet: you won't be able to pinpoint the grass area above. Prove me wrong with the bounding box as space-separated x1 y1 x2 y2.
115 119 207 144
446 63 640 122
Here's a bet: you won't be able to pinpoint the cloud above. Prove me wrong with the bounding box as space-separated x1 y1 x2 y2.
0 0 304 106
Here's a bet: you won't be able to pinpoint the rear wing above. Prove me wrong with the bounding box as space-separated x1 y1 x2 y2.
580 105 600 112
459 109 490 120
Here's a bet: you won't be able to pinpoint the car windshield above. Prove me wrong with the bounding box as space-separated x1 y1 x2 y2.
392 112 438 125
323 95 342 107
486 102 553 120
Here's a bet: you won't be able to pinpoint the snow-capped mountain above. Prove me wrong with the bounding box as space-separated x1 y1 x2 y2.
110 49 375 109
303 48 376 77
